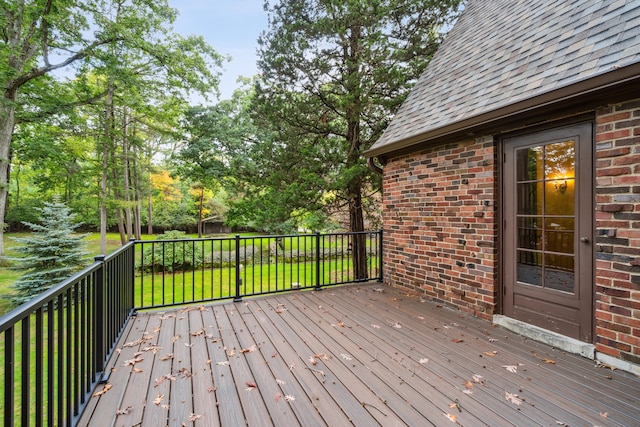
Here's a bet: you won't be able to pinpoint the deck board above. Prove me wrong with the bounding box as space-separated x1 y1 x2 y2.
79 284 640 427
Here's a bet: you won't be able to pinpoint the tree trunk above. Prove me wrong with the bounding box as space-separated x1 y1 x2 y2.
122 108 133 240
132 126 142 240
100 82 114 255
147 194 153 235
0 102 16 258
198 186 204 238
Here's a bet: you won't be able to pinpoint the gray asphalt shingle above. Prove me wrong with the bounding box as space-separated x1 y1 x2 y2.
369 0 640 154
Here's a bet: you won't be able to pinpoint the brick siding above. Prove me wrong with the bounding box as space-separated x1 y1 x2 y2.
382 137 498 319
595 99 640 366
381 99 640 367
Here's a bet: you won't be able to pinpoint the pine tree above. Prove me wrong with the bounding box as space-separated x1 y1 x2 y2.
6 197 89 306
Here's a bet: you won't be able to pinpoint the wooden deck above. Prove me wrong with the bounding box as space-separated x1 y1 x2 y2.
79 283 640 426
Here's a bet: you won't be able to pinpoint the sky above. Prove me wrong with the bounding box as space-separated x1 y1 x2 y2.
168 0 269 102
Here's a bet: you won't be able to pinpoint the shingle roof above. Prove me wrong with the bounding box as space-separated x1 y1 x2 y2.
367 0 640 156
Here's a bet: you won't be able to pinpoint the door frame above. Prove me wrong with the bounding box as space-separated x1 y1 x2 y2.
499 120 595 343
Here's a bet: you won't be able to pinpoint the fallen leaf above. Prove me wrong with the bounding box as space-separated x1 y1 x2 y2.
172 335 181 342
443 412 458 422
308 356 317 365
371 324 381 329
276 379 286 385
159 353 174 361
340 353 353 361
240 344 257 353
314 353 329 360
115 405 132 415
207 386 216 393
392 322 402 329
484 351 497 357
462 389 473 395
190 328 205 337
153 394 165 405
274 392 282 402
228 349 236 357
178 368 193 378
555 422 568 426
284 395 295 402
184 343 194 348
216 361 230 366
419 358 429 364
503 365 518 373
133 367 143 373
505 391 522 406
542 358 556 364
92 384 112 397
161 404 170 409
489 338 499 342
472 374 485 384
142 345 161 354
600 412 608 418
188 414 202 422
464 380 474 389
123 357 144 366
448 400 462 412
245 381 258 391
451 338 464 343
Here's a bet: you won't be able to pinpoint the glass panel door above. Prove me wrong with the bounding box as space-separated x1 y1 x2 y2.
515 140 576 293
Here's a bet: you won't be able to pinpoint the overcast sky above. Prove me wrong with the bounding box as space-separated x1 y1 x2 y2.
168 0 269 102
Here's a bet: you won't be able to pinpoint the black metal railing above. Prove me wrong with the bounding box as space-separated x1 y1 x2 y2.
0 242 135 427
0 230 382 426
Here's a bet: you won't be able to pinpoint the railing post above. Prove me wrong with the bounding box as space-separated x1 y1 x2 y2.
234 235 242 302
94 255 106 381
315 231 322 291
130 239 136 312
378 229 384 283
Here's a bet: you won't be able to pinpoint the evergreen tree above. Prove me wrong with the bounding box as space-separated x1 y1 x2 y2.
6 197 89 306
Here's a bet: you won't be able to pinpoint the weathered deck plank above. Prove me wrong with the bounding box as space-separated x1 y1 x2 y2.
79 284 640 427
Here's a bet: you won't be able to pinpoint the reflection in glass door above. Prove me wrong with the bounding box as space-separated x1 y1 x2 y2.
516 140 576 293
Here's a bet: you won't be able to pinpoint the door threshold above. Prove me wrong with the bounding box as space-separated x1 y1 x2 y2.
493 315 594 359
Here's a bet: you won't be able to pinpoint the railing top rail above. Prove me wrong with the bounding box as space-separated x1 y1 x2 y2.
133 230 381 245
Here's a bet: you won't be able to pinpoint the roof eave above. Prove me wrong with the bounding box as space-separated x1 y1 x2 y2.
365 62 640 160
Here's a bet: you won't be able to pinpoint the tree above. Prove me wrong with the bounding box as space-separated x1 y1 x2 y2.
253 0 462 276
0 0 224 256
5 197 88 306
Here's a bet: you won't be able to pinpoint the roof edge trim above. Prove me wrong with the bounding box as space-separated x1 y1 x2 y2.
365 63 640 159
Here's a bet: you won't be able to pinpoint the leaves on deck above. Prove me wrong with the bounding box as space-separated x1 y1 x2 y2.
340 353 353 361
216 360 230 366
502 365 519 373
154 374 176 387
245 381 258 391
284 395 295 402
450 338 464 343
116 405 132 415
159 353 174 361
240 344 257 353
92 384 112 397
419 358 429 364
443 412 458 422
153 394 165 405
188 413 203 422
123 357 144 366
505 391 523 406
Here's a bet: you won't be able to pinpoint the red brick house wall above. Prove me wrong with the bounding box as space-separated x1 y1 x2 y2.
595 99 640 366
382 136 498 320
381 99 640 367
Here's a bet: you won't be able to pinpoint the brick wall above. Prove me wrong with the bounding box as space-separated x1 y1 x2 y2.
382 136 498 319
595 99 640 366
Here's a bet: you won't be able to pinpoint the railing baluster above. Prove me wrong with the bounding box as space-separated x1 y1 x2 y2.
36 308 44 426
4 327 14 427
21 319 29 426
234 234 242 302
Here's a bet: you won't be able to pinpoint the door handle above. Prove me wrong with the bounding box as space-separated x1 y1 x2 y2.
580 237 589 243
